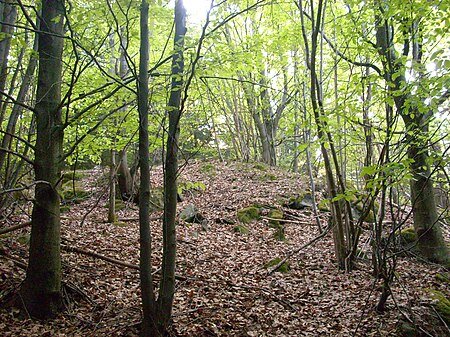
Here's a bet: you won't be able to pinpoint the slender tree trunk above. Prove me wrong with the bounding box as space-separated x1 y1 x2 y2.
138 1 157 335
108 149 117 223
0 0 17 123
20 0 65 318
375 7 449 265
0 32 38 170
158 1 186 332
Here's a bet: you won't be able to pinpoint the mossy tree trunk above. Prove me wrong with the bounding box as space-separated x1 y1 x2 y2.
20 0 65 318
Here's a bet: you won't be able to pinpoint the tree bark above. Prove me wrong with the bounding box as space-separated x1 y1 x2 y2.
138 0 157 335
20 0 65 318
0 0 17 123
374 5 449 265
157 1 186 332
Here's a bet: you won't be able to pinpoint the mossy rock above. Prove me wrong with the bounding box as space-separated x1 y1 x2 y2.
180 203 204 223
400 227 417 243
61 182 90 203
61 171 84 184
200 163 216 175
318 198 331 212
237 206 261 224
285 192 314 210
268 209 284 228
264 257 290 273
253 163 268 171
233 224 249 234
428 289 450 324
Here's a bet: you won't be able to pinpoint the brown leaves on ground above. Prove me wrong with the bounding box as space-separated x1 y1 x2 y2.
0 160 449 336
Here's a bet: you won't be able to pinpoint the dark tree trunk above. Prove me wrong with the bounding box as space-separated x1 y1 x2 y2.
138 1 157 335
158 1 186 332
0 0 17 123
117 149 134 199
20 0 65 318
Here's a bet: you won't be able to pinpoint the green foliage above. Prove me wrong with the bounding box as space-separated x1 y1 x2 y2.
200 163 216 175
318 199 331 212
264 257 290 273
178 181 206 197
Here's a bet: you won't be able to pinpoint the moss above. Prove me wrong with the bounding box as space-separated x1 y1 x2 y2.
428 289 450 324
264 257 290 273
115 199 125 211
273 226 286 241
435 273 450 284
268 209 283 227
253 163 267 171
397 320 417 337
318 198 331 212
237 206 261 224
62 182 90 203
60 205 71 213
62 171 84 184
200 163 216 175
233 225 249 234
400 227 417 243
113 221 128 227
17 234 30 245
255 173 278 181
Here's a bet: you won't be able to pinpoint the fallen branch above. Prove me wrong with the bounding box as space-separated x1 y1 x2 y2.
267 225 331 275
61 245 140 270
261 216 310 225
0 221 31 235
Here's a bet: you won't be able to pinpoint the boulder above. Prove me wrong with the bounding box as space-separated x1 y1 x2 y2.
180 203 204 223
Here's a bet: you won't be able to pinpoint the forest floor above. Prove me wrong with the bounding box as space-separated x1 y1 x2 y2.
0 160 449 336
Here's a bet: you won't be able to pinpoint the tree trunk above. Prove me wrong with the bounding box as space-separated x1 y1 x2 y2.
0 31 38 171
20 0 65 318
138 1 157 335
158 1 186 332
375 6 449 265
108 149 117 223
0 0 17 124
117 149 134 199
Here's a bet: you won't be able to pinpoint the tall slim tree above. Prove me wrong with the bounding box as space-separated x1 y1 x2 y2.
374 1 449 265
20 0 65 318
137 0 157 335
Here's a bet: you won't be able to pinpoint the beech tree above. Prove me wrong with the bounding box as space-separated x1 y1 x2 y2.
20 0 66 318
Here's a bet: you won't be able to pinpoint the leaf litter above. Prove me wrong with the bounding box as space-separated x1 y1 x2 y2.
0 160 449 336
